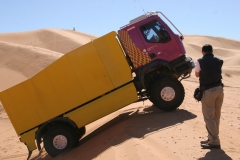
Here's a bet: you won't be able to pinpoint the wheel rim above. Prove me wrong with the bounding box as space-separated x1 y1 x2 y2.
160 87 175 101
53 135 68 149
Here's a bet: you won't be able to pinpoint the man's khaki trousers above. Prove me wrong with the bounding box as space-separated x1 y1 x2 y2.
201 85 224 145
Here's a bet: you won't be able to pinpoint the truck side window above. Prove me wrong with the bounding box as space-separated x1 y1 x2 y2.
140 20 171 43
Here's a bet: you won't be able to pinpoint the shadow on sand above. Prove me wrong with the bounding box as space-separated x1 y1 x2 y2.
31 106 197 160
198 149 232 160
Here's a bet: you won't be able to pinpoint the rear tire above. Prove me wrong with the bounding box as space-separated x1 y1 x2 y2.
149 77 185 111
43 124 79 157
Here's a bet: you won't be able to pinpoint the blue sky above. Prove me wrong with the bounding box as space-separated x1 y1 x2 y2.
0 0 239 40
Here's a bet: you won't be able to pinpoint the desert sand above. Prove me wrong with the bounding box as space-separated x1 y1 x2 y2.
0 29 239 160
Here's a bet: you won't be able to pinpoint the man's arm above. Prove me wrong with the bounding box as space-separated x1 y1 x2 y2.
195 60 200 78
195 71 200 77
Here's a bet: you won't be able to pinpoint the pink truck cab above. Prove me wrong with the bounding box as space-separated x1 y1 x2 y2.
118 11 195 111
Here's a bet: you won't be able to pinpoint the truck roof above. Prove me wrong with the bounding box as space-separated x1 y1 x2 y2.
120 11 160 29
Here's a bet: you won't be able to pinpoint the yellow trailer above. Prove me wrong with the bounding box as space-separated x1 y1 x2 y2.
0 31 138 158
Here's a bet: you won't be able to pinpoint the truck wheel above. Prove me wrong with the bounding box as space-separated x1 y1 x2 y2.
149 77 185 111
43 124 79 157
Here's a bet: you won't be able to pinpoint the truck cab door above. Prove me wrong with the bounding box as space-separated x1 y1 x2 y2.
137 19 183 62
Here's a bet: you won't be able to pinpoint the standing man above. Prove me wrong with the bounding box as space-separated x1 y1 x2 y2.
195 44 224 149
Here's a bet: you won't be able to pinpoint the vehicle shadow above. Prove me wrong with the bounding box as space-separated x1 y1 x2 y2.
198 149 232 160
31 106 197 160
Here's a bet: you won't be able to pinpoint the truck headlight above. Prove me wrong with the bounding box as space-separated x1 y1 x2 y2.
185 56 192 62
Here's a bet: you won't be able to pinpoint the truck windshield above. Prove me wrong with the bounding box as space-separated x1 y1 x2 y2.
140 20 171 43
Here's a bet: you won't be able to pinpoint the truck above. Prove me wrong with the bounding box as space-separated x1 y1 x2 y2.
0 11 195 159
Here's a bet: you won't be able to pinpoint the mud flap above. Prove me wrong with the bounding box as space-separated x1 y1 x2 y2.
20 128 38 160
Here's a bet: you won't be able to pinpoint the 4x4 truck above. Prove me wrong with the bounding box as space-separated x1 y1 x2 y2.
0 11 195 159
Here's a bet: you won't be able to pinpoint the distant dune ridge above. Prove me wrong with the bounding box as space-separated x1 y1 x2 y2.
0 28 97 54
0 29 239 160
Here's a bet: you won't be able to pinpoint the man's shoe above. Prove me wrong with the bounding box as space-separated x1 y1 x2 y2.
201 143 221 149
200 139 210 144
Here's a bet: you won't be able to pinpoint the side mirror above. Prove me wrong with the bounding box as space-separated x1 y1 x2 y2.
180 35 184 41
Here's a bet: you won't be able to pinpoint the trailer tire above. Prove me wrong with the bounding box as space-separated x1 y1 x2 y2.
149 77 184 111
43 124 79 157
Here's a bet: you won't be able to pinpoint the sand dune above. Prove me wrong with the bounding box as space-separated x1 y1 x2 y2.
184 35 240 50
184 35 240 66
0 29 239 160
0 29 97 54
0 29 97 91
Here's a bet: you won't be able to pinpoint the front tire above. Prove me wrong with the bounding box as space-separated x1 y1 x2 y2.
149 77 185 111
43 124 79 157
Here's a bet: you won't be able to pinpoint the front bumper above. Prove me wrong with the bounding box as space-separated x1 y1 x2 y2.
170 55 195 76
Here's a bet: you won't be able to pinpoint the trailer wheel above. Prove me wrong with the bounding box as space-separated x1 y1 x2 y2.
43 124 79 157
149 77 185 111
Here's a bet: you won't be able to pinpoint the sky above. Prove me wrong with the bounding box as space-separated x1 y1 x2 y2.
0 0 240 40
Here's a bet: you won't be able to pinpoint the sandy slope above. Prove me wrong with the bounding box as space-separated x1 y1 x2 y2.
0 30 239 160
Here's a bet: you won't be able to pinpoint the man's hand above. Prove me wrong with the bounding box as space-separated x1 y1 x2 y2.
195 71 200 77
